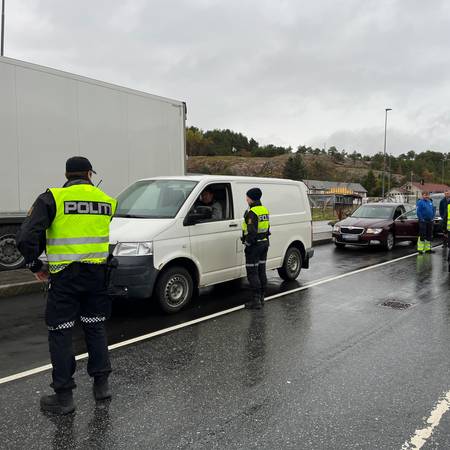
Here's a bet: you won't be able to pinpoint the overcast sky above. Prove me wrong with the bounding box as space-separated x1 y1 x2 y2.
5 0 450 155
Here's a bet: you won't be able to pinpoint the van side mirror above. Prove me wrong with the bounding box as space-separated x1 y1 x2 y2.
184 206 212 225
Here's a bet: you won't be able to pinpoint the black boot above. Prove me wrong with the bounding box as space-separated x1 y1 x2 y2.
93 378 111 401
40 391 75 415
259 289 265 307
245 292 262 310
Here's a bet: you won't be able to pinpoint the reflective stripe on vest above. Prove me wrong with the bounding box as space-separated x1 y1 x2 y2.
46 185 117 274
242 205 270 239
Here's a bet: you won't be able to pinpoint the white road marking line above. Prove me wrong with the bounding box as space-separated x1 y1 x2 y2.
0 251 418 386
401 390 450 449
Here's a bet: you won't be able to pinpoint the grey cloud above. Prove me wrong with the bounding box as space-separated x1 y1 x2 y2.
6 0 450 154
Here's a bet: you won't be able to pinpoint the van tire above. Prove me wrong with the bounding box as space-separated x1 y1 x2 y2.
155 266 194 314
0 225 25 271
278 247 302 281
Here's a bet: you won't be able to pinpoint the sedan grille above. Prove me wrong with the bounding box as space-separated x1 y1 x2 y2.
340 227 364 235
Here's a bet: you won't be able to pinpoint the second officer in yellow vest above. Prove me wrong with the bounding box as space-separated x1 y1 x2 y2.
16 157 116 415
242 188 270 310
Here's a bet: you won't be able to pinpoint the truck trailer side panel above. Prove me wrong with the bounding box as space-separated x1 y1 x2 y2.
0 55 186 213
0 56 186 270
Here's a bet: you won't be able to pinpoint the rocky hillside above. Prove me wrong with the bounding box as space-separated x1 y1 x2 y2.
187 154 404 184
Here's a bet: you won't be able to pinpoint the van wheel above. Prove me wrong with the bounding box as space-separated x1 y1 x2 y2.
155 266 194 314
0 225 25 271
278 247 302 281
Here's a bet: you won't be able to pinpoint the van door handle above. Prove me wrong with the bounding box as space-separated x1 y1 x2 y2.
229 223 238 228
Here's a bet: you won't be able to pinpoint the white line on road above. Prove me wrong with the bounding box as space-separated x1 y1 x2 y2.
0 250 419 386
401 390 450 449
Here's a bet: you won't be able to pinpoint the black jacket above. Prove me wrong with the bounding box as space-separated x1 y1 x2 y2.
439 197 449 220
16 179 93 272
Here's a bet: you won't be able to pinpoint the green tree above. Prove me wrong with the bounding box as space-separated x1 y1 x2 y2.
186 127 213 156
283 153 308 180
362 170 377 196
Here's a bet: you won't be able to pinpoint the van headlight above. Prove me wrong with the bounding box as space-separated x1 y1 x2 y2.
113 242 153 256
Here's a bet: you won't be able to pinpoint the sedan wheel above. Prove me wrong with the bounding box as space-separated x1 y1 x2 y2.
385 232 395 251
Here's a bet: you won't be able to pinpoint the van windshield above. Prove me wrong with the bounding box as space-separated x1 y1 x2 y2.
115 180 198 219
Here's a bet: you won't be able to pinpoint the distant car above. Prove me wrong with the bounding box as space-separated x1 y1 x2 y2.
430 193 445 219
332 202 414 250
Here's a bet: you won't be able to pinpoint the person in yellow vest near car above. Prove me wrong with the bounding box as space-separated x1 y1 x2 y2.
16 157 116 415
447 201 450 271
241 188 270 310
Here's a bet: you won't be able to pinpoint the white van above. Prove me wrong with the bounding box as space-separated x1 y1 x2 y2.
109 175 313 313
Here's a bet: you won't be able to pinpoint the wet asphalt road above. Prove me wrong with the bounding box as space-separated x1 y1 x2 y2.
2 242 450 449
0 241 419 378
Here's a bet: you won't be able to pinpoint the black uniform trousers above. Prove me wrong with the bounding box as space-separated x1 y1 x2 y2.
418 220 433 243
245 240 269 298
46 263 112 393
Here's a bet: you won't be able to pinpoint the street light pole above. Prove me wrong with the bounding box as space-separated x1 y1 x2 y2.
442 154 446 185
381 108 392 198
388 154 392 194
1 0 5 56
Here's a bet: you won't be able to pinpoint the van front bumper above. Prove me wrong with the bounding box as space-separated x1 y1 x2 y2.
108 255 159 299
303 247 314 268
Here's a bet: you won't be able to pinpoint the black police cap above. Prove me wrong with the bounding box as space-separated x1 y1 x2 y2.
246 187 262 201
66 156 96 174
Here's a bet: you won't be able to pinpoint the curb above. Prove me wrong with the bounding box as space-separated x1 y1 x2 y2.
313 237 332 246
0 280 42 299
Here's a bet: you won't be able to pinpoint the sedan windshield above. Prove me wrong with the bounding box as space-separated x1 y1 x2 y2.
115 180 198 219
351 205 394 219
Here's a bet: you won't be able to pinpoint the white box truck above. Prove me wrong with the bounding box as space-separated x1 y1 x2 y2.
0 56 186 270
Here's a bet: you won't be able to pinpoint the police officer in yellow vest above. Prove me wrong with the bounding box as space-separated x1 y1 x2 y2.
447 202 450 271
16 157 116 415
242 188 270 310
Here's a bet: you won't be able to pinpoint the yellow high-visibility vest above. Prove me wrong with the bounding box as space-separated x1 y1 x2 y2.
242 205 270 241
447 203 450 231
46 184 117 274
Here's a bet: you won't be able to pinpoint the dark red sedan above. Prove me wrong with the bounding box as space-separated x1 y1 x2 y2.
332 202 436 251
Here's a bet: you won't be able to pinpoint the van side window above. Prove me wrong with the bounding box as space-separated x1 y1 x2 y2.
190 183 233 222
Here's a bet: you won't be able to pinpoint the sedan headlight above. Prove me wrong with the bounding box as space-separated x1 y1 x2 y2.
113 241 153 256
333 224 340 232
366 228 383 234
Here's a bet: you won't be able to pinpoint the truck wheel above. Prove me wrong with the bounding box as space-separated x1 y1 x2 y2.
0 225 25 271
155 266 194 314
278 246 302 281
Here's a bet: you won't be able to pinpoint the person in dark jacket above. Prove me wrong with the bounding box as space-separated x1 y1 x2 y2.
416 191 435 254
16 157 116 415
241 188 270 310
439 191 450 247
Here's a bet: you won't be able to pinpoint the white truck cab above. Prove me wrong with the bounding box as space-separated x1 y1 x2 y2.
109 175 313 313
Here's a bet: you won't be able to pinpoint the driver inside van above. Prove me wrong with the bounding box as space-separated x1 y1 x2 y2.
195 188 223 220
